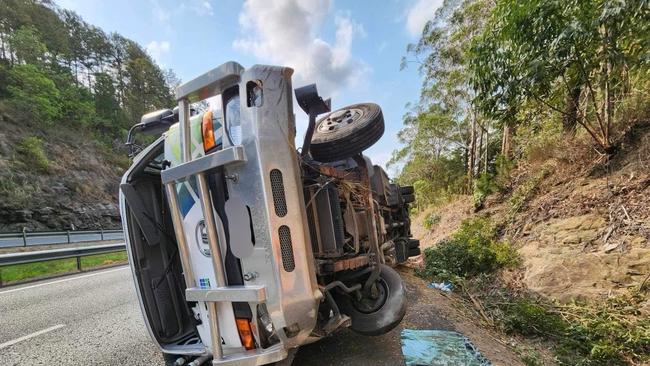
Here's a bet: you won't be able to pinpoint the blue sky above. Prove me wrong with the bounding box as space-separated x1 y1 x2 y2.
56 0 442 171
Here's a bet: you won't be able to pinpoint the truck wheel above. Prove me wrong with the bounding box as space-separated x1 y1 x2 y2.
310 103 384 162
162 353 184 366
338 264 406 336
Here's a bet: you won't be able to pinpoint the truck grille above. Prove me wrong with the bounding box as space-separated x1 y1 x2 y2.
270 169 287 217
278 225 295 272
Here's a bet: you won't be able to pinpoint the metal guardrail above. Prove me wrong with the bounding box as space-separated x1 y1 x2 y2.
0 243 127 286
0 229 124 248
0 243 126 266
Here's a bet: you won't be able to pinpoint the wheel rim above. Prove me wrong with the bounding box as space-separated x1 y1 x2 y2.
317 108 363 134
352 278 389 314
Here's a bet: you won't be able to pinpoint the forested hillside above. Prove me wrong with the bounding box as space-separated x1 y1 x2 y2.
0 0 176 230
395 1 650 364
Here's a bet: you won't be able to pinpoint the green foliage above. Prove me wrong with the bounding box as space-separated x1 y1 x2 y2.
391 0 494 204
7 64 61 124
472 154 516 207
59 83 95 127
423 212 441 230
7 25 47 64
471 0 650 152
16 136 50 172
0 0 178 142
495 291 650 365
472 172 497 207
417 217 518 283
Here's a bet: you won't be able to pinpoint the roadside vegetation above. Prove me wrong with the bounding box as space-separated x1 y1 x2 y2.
417 217 650 365
0 1 177 139
0 250 127 285
396 0 649 365
391 0 649 205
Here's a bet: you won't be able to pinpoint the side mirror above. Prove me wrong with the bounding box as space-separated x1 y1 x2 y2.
126 108 178 157
294 84 331 157
139 108 176 135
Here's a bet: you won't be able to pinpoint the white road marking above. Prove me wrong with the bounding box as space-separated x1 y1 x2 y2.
0 324 66 349
0 266 129 295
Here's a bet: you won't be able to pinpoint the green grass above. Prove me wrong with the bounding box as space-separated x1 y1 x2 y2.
0 251 127 284
16 136 50 172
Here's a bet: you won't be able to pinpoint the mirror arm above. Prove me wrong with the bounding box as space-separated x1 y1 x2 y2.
126 123 144 157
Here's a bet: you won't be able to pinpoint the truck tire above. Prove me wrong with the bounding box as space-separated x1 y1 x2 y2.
310 103 384 162
399 186 414 195
337 264 406 336
162 353 184 366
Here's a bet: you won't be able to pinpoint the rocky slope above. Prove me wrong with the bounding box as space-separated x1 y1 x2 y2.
417 121 650 307
0 111 127 231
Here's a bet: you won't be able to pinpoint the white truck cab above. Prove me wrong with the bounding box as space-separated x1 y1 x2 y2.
120 62 419 365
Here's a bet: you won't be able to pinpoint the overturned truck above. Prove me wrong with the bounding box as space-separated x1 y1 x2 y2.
120 62 420 366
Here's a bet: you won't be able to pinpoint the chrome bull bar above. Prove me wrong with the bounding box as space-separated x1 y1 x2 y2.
161 62 288 365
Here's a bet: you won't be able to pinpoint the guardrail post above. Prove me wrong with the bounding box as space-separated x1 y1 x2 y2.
76 256 82 272
100 227 104 241
67 230 71 243
22 227 27 247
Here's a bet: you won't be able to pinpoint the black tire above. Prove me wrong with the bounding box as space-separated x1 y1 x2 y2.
337 264 406 336
310 103 384 162
408 247 421 257
399 186 414 195
162 353 183 366
402 194 415 204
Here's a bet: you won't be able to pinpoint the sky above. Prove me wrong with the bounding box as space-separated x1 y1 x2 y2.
55 0 443 172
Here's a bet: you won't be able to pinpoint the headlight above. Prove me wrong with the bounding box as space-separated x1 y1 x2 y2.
226 95 242 145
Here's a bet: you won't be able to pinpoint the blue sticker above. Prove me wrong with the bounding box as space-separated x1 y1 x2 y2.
178 183 195 218
199 278 211 289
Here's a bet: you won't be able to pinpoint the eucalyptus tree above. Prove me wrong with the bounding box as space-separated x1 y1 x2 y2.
393 0 494 198
471 0 650 154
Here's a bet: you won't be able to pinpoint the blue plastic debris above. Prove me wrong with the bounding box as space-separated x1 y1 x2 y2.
427 282 453 292
400 329 492 366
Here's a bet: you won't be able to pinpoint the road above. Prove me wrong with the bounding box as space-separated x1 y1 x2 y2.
0 231 124 248
0 266 163 365
0 267 521 366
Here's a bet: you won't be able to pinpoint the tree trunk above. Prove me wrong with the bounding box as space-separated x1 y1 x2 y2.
562 86 581 133
501 123 511 158
467 110 477 192
484 125 489 175
0 32 5 62
477 125 484 175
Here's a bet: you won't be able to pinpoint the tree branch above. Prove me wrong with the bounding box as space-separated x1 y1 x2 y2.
574 57 606 138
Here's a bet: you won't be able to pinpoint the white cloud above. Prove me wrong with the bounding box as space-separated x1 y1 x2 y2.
181 0 214 16
233 0 367 97
146 41 171 63
405 0 443 37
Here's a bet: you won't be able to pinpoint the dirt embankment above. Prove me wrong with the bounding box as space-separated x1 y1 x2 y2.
0 112 126 231
414 122 650 307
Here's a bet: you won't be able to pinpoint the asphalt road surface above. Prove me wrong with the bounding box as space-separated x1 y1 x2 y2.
0 266 162 365
0 266 518 366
